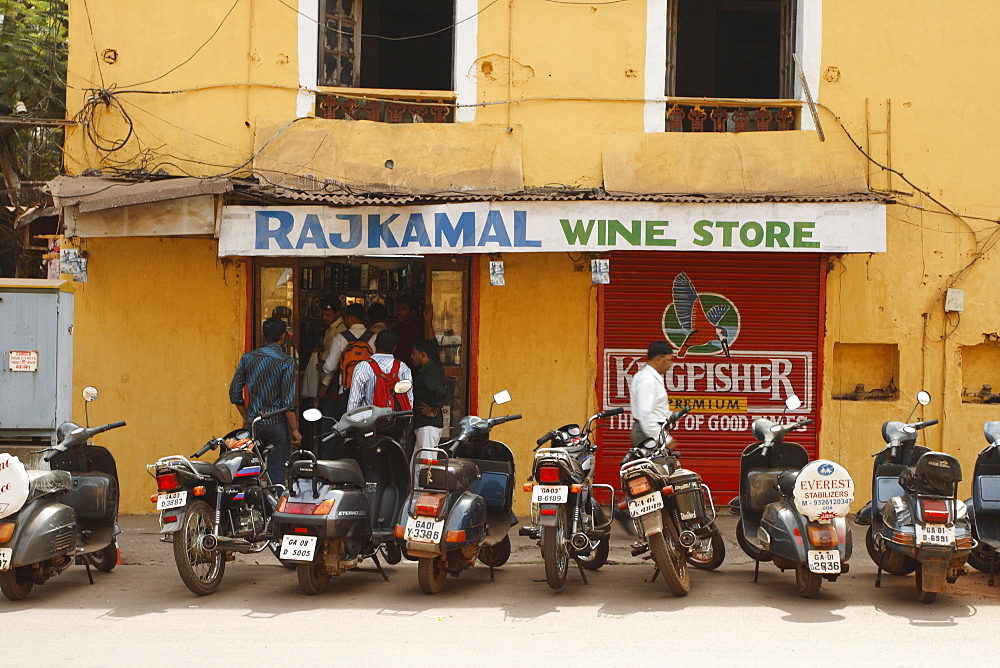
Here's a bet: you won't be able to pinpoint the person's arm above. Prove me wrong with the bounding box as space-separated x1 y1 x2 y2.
401 363 414 407
229 356 248 417
424 363 447 408
346 361 372 411
280 361 301 446
632 371 661 440
320 333 346 393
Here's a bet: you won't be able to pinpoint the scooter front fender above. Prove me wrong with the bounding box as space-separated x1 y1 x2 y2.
6 499 78 567
761 501 809 563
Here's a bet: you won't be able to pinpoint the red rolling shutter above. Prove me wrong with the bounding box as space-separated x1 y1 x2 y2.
596 252 825 502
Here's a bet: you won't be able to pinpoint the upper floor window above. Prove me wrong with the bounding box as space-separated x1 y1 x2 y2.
319 0 454 91
667 0 796 100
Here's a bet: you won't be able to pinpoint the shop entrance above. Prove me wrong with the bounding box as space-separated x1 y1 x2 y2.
253 256 471 445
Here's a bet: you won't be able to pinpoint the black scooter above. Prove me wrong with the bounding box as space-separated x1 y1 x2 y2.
0 386 125 601
966 420 1000 582
274 390 411 595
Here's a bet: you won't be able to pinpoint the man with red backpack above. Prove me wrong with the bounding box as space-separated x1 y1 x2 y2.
319 303 376 419
347 329 414 413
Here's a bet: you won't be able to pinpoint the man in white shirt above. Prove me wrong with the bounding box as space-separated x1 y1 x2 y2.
316 296 346 412
628 341 675 447
320 303 375 418
348 329 414 411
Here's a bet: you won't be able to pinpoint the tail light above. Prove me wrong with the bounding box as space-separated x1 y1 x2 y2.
156 471 180 492
537 466 562 484
0 522 14 544
416 493 446 517
626 476 652 496
921 499 950 523
314 499 335 515
276 496 288 513
807 524 839 548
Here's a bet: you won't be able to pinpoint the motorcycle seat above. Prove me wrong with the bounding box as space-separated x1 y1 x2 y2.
911 452 961 496
189 460 233 484
418 458 480 492
290 459 365 488
27 470 72 501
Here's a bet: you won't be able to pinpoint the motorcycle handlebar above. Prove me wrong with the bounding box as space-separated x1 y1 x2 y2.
259 406 291 421
536 430 556 447
193 438 220 459
598 407 625 419
914 419 939 430
671 406 692 422
491 414 522 426
95 420 127 434
321 426 343 444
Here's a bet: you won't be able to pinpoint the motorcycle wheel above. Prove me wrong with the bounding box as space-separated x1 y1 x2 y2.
794 562 822 599
0 567 34 601
297 560 330 595
868 526 916 575
172 500 226 596
577 534 610 571
865 526 880 564
85 539 119 573
649 520 691 597
966 542 997 574
735 520 771 563
541 507 569 589
269 541 297 570
687 527 726 571
380 542 403 566
916 564 937 604
479 535 512 567
417 556 446 595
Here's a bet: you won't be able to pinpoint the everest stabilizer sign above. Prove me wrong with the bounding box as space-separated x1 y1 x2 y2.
793 460 855 522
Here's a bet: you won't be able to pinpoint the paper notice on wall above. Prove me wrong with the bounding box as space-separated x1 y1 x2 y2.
592 259 610 284
60 247 88 282
489 260 505 286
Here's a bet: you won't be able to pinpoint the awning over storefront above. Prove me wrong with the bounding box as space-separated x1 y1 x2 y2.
218 197 887 257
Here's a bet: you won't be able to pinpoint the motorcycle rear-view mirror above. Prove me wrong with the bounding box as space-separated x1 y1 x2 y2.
494 390 512 405
82 386 98 402
784 395 802 411
917 390 931 406
302 408 323 422
394 379 413 394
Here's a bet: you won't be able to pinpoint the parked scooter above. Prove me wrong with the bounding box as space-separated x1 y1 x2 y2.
965 421 1000 582
148 408 288 596
734 395 853 598
272 383 412 595
863 391 973 602
619 406 725 597
0 386 125 601
396 391 520 594
520 407 622 589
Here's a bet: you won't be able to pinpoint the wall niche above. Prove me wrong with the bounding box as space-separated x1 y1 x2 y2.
961 343 1000 403
832 343 899 401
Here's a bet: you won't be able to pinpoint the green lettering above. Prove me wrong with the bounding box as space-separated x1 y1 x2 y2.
560 219 596 245
692 220 714 247
794 221 820 248
608 219 642 246
645 220 675 246
716 221 738 247
739 221 764 247
598 220 606 246
765 221 791 248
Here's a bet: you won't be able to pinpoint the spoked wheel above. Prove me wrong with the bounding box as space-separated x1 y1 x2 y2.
417 556 447 594
541 507 569 589
687 526 726 571
85 539 119 573
577 534 610 571
297 559 331 595
736 520 770 562
479 535 512 567
916 564 938 604
172 500 226 596
0 567 35 601
794 562 822 599
966 542 997 574
649 519 691 597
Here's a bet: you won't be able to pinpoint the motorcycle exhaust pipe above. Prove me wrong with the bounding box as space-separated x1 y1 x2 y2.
201 534 218 551
679 530 698 548
570 533 591 551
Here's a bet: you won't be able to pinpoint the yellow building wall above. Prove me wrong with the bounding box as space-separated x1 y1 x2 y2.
68 237 247 513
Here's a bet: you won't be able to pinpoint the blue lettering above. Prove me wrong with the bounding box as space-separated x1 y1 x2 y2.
329 215 362 249
435 212 475 247
295 214 330 249
401 213 432 247
513 210 541 247
255 211 293 250
368 214 400 248
478 210 512 247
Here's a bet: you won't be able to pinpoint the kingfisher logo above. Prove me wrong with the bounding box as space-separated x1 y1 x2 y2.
818 463 835 476
663 273 741 358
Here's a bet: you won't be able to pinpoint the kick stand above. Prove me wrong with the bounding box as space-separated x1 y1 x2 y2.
84 560 94 585
371 552 389 582
753 556 761 584
489 564 495 582
649 567 660 583
990 553 998 587
572 557 589 585
875 550 885 588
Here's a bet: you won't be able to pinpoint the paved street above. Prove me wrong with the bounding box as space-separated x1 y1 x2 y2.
3 513 998 666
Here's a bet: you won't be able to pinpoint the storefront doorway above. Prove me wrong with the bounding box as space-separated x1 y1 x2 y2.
252 255 472 443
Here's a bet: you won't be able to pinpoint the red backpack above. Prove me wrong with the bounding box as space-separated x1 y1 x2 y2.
368 359 412 411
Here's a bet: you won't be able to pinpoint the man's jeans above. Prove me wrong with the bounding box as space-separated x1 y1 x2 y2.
257 422 291 486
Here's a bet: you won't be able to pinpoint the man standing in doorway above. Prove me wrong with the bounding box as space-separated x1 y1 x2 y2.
348 329 414 412
229 318 302 485
316 295 345 415
411 338 447 451
392 296 425 367
629 340 675 448
320 303 375 419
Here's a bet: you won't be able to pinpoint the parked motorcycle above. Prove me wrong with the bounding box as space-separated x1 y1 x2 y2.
396 391 520 594
619 406 725 597
862 391 973 602
273 386 411 595
965 420 1000 583
734 395 853 598
520 408 622 589
148 407 288 596
0 386 124 601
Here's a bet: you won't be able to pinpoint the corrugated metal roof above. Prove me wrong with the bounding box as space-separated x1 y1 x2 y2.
49 175 232 212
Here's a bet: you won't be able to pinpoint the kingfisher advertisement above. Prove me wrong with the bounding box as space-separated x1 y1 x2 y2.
218 201 885 256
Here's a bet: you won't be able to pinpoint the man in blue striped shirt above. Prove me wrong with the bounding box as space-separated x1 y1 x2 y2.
229 318 301 485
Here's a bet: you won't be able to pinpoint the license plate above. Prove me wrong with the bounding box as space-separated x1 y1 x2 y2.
916 523 956 546
279 535 317 561
808 549 841 574
405 516 445 543
0 548 10 571
532 485 568 503
628 491 664 518
156 490 187 510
